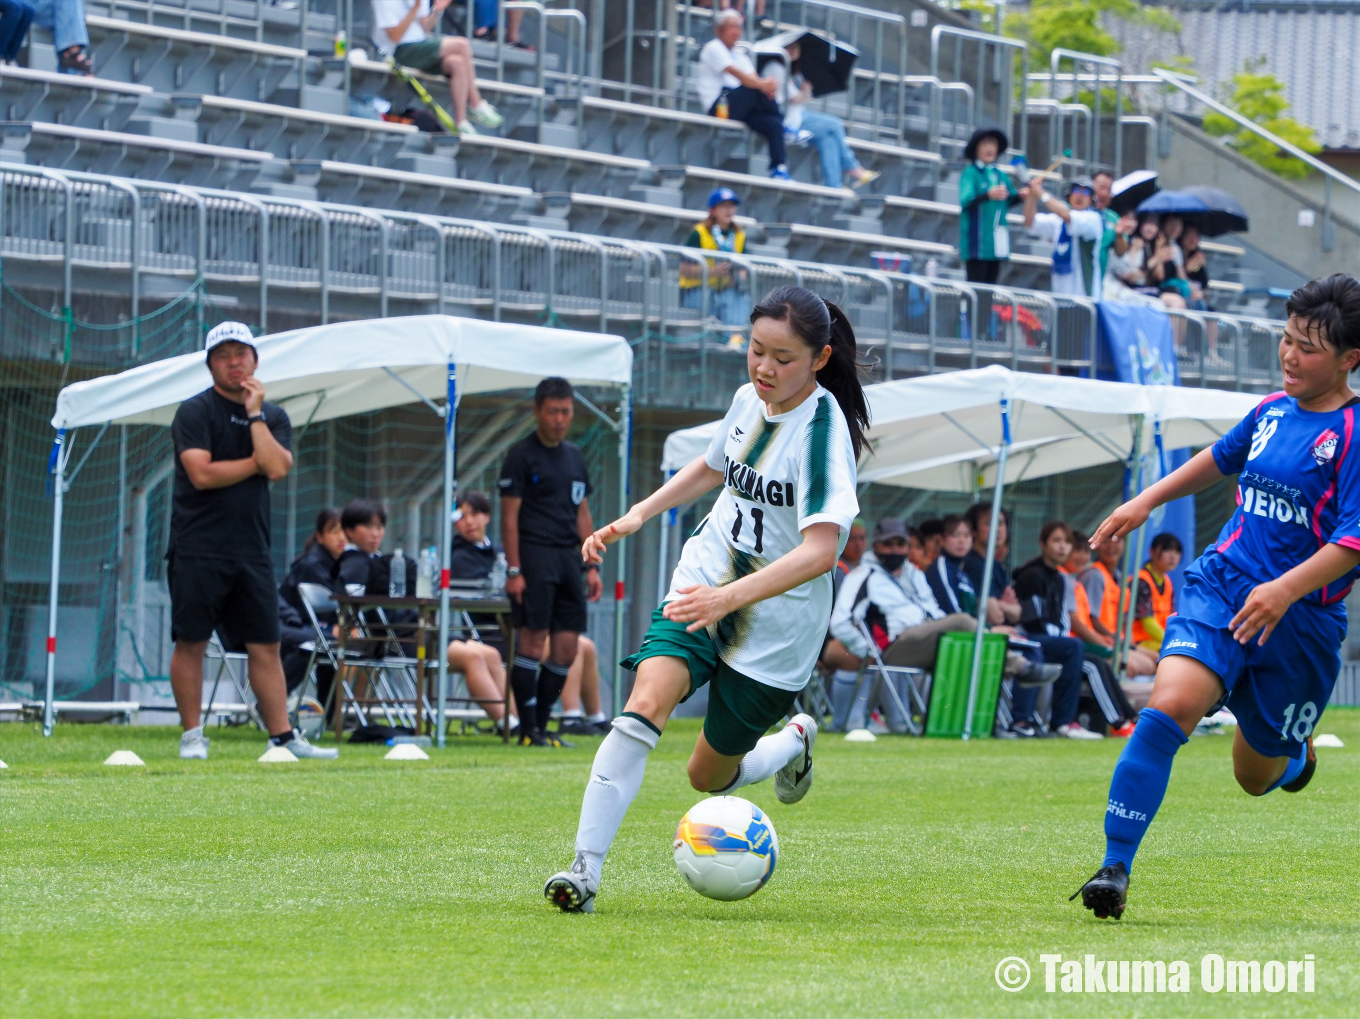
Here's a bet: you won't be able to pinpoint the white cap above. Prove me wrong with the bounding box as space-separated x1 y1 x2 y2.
205 320 256 353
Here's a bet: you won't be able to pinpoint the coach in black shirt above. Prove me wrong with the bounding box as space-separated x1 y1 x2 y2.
168 321 336 761
499 377 601 747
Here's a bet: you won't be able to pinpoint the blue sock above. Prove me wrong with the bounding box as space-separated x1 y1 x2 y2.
1102 708 1188 873
1264 745 1308 793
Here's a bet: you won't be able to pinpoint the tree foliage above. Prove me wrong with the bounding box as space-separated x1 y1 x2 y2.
1002 0 1180 65
1202 58 1320 180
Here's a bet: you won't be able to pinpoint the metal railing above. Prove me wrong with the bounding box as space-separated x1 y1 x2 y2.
0 164 1285 401
1044 49 1122 176
930 25 1028 159
1153 68 1360 254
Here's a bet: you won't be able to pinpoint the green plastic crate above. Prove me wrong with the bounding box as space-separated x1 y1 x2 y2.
925 631 1008 738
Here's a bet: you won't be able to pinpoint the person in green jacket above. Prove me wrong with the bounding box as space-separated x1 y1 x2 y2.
958 127 1020 284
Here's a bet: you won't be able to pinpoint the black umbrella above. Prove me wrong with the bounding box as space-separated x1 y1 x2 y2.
1179 185 1250 236
753 30 859 97
1109 169 1158 215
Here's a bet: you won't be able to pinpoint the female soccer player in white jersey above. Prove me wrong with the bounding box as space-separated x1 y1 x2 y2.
1076 274 1360 920
544 286 870 913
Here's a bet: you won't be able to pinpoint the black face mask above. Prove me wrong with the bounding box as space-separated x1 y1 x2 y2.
878 552 907 573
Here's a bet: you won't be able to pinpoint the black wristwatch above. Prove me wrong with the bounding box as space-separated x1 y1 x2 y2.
247 414 265 425
506 566 521 579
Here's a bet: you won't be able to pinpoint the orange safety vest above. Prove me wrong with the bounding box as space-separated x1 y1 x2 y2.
1071 579 1093 634
1132 566 1174 645
1092 561 1122 634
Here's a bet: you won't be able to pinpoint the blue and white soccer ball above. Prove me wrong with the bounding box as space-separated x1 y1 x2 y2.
673 795 779 901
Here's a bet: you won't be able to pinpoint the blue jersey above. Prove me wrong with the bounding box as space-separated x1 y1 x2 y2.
1210 391 1360 607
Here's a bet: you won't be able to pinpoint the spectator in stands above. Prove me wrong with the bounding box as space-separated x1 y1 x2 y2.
916 518 944 572
962 502 1020 628
681 187 750 344
1180 223 1211 308
1012 521 1102 739
28 0 91 75
167 321 332 760
696 10 789 180
1154 214 1194 305
776 40 879 190
467 0 529 49
1108 213 1186 310
1021 176 1107 299
371 0 504 135
826 518 976 732
833 519 867 595
499 376 602 748
0 0 34 66
1080 532 1157 677
958 127 1019 285
1133 532 1182 654
444 490 514 732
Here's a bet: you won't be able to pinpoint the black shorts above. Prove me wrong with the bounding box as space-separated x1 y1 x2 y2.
513 544 588 633
168 554 280 645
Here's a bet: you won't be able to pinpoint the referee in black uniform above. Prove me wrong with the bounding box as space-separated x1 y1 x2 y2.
499 377 602 747
168 321 337 761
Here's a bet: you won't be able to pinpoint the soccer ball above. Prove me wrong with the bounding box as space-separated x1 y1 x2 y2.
291 696 326 741
673 795 779 901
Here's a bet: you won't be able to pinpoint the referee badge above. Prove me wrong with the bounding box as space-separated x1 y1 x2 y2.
571 481 587 505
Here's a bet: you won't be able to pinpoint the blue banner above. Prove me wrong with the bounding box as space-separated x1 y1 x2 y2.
1097 303 1195 595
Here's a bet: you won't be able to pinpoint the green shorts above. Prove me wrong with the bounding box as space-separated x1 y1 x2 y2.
621 607 799 757
393 37 445 74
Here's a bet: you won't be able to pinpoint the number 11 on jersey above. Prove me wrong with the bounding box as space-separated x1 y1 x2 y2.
730 505 765 553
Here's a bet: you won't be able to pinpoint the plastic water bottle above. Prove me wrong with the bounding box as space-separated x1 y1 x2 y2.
333 29 348 58
389 548 407 597
416 548 434 598
489 552 508 594
958 300 971 340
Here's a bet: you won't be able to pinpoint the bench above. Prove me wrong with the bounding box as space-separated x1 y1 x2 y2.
290 158 533 223
0 65 151 130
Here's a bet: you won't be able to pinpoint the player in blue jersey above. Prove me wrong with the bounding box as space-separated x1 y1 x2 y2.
1074 274 1360 919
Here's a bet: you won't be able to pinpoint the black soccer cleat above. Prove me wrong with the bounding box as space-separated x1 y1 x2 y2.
1281 736 1316 793
1070 862 1129 920
517 729 553 748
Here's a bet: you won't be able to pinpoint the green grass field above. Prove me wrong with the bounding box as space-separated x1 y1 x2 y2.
1 711 1356 1018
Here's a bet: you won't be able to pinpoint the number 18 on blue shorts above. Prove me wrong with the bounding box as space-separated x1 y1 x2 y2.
1161 552 1343 759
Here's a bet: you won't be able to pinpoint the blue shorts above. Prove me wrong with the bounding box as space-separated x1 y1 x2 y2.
1161 553 1344 758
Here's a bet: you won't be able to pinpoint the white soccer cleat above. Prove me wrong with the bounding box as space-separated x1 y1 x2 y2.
544 851 597 913
179 727 209 760
1057 722 1104 741
282 731 339 759
775 713 817 804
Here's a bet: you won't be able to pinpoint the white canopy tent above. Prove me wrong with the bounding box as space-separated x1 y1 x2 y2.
44 315 634 741
659 366 1261 736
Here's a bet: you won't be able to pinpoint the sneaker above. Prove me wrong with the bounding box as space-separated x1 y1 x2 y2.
1109 720 1136 738
774 713 817 804
467 100 504 129
456 120 479 137
589 718 614 736
557 716 595 737
179 726 209 760
1009 720 1037 738
283 730 339 759
544 850 597 913
848 168 881 189
768 165 791 181
1281 736 1316 793
1057 722 1103 740
1070 862 1128 920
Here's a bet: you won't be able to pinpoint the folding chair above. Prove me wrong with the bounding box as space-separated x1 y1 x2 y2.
848 620 929 736
296 582 384 733
203 631 265 729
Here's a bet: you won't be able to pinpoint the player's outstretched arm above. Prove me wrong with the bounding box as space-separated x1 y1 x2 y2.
1090 448 1224 547
1230 543 1360 646
582 455 724 566
664 522 841 633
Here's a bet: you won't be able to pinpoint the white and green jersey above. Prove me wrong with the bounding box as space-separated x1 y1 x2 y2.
667 383 860 691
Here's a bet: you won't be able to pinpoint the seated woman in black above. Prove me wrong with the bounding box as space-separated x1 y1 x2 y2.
335 499 387 591
446 490 514 731
280 508 345 617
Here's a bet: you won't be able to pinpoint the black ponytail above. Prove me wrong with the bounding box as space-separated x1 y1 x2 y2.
751 285 872 458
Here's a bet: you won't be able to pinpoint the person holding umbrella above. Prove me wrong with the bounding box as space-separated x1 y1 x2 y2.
958 127 1021 284
775 38 879 190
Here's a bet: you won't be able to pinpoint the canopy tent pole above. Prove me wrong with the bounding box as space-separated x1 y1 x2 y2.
1110 416 1144 678
612 386 632 719
1113 419 1150 678
963 397 1010 740
43 429 73 737
657 470 675 608
436 363 456 749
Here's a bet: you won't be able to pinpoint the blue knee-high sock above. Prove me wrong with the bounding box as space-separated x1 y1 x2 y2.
1264 744 1308 793
1102 708 1188 873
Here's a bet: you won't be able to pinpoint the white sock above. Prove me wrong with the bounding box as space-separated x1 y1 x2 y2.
718 722 803 793
561 708 585 720
575 713 659 885
586 711 607 724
